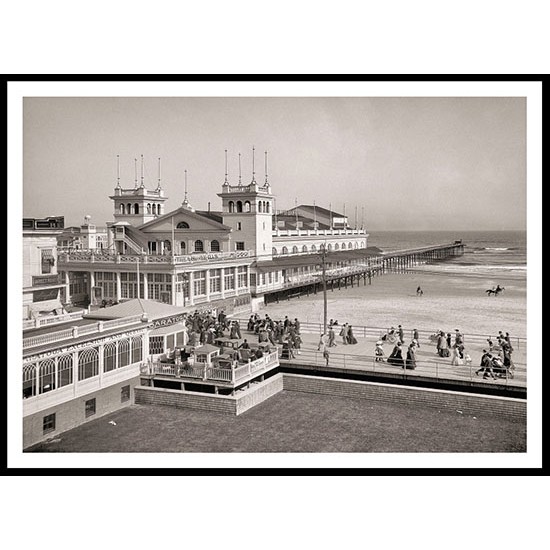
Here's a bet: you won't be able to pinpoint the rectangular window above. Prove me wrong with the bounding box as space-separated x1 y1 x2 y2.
237 266 247 288
209 269 221 293
249 273 256 287
275 271 279 282
149 336 164 355
261 273 266 285
41 249 54 274
237 222 242 230
43 413 56 434
224 270 235 290
236 242 245 251
167 334 175 350
268 272 273 284
85 398 96 418
193 271 206 296
121 385 130 403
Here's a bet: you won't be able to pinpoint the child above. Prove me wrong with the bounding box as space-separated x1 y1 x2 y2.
375 341 385 362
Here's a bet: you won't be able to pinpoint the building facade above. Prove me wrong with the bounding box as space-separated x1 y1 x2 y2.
53 154 369 313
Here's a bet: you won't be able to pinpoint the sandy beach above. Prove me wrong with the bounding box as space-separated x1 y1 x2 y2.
245 269 528 372
257 270 526 339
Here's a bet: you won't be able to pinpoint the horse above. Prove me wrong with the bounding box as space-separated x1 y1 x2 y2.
486 286 505 297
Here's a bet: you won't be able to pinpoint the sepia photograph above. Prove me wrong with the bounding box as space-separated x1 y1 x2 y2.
8 79 542 469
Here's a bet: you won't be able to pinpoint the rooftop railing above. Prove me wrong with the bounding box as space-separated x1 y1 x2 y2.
23 314 146 350
23 310 85 331
140 350 279 386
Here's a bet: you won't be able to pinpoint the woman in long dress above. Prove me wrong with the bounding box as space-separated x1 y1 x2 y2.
405 344 416 369
347 325 358 344
388 342 404 367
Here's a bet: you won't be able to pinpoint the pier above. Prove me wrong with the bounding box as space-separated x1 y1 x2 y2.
262 240 465 304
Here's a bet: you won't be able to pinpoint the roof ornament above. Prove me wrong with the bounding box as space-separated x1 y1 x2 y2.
116 155 121 189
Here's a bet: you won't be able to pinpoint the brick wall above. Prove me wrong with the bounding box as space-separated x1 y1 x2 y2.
135 386 237 414
282 374 526 420
134 374 284 416
235 374 283 415
23 376 140 449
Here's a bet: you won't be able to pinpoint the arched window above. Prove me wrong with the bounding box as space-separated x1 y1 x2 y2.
164 240 171 253
134 203 139 214
194 240 204 252
272 247 278 255
292 245 299 254
157 204 162 215
348 242 353 250
311 244 317 252
228 201 234 213
210 240 220 252
180 241 186 254
23 364 36 398
118 339 130 368
302 245 308 253
119 204 125 214
327 244 333 251
57 354 73 387
244 201 251 212
127 203 132 215
104 342 117 372
147 203 151 214
177 221 189 229
360 241 365 248
355 242 359 249
258 201 263 213
236 201 243 212
132 335 143 363
152 204 157 215
334 243 339 250
282 246 288 255
320 243 326 251
266 202 270 213
78 347 99 381
39 359 56 394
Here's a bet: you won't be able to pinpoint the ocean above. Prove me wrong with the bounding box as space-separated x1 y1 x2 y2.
367 230 527 281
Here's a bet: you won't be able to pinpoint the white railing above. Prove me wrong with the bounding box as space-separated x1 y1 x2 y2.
23 311 85 330
59 250 253 265
23 314 145 350
141 350 279 385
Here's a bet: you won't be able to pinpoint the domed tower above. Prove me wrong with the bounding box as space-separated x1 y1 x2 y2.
218 148 273 261
109 155 168 227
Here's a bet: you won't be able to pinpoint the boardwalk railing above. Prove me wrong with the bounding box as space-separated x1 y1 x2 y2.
278 348 525 388
231 319 526 351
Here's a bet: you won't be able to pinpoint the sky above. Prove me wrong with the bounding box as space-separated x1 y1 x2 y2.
22 95 526 231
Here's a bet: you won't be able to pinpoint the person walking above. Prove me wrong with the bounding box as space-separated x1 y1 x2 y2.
405 343 416 369
375 341 385 362
398 325 405 345
348 325 358 345
322 342 330 366
328 326 337 347
340 323 349 345
317 332 328 351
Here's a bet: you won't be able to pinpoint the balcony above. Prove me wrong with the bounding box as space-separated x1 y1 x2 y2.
58 249 254 266
140 350 279 388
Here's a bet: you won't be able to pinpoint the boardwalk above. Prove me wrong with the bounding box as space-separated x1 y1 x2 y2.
233 319 526 391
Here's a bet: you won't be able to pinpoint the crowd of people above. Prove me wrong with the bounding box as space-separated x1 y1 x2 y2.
177 309 517 380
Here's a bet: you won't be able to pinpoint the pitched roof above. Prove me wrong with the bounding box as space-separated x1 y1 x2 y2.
290 204 346 218
137 206 231 231
84 299 185 321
